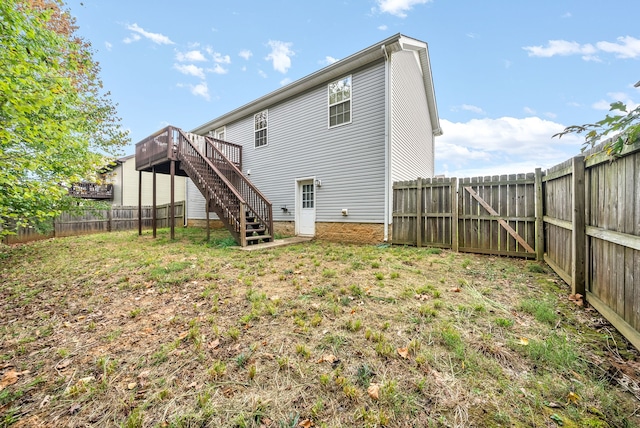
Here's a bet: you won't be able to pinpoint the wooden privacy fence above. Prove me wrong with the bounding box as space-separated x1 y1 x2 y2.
393 138 640 349
543 140 640 349
3 202 184 245
393 172 543 259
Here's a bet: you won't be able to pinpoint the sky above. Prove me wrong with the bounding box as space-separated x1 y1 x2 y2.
67 0 640 177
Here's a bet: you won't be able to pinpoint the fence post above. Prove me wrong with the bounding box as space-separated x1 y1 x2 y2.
534 168 544 261
416 177 422 248
107 207 113 232
451 178 458 252
571 156 586 296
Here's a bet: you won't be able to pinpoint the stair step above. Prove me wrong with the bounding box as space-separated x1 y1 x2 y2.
246 235 272 243
246 227 266 235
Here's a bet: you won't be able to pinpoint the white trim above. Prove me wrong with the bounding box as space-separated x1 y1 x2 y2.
254 110 268 148
327 75 353 129
191 34 441 140
214 126 226 140
295 176 316 237
383 46 391 242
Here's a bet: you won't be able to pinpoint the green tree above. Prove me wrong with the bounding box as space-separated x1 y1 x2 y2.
553 99 640 157
0 0 128 236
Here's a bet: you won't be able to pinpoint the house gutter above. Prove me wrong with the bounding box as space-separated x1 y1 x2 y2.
382 44 390 242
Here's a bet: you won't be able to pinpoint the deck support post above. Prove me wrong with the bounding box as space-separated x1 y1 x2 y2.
152 167 157 239
205 190 210 241
138 170 142 236
170 159 175 240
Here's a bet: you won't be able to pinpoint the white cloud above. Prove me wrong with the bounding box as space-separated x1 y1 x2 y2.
176 50 207 62
503 59 512 68
239 50 253 60
258 70 267 78
523 36 640 60
596 36 640 59
378 24 388 31
562 12 572 18
209 64 228 75
544 112 558 119
435 117 583 177
126 23 174 45
592 92 639 112
523 40 596 57
461 104 485 114
105 41 112 51
280 77 292 86
123 34 141 44
178 82 210 100
265 40 294 73
212 52 231 64
190 82 210 100
466 33 477 39
523 107 536 115
173 64 205 79
320 56 338 66
377 0 432 18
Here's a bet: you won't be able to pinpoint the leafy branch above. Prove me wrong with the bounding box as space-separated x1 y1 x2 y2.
553 100 640 157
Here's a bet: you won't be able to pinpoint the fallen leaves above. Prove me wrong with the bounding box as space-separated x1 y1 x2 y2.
566 391 580 404
397 347 409 359
317 354 338 364
0 369 29 391
367 383 380 400
298 419 313 427
568 293 584 307
518 337 529 346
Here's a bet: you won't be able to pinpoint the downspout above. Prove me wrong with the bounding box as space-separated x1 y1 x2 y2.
382 44 391 242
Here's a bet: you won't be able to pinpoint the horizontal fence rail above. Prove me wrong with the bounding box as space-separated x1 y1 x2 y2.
2 202 184 245
393 173 541 259
393 138 640 350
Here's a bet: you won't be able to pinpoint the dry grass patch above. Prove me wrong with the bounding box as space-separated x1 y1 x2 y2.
1 228 639 427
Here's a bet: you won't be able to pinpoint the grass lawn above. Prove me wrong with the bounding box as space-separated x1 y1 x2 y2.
1 227 639 427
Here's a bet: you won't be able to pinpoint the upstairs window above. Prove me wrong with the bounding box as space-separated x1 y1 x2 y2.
328 75 352 128
254 110 268 148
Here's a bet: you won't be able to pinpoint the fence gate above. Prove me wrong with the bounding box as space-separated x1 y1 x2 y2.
392 172 543 259
458 174 539 258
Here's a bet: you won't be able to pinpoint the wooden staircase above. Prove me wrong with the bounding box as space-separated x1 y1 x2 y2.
135 126 273 246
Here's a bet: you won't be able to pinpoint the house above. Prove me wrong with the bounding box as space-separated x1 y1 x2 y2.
135 33 441 245
110 155 186 207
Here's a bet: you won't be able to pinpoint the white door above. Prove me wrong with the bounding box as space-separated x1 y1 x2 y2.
298 180 315 236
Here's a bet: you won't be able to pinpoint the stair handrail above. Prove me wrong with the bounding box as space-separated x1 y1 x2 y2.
206 137 243 169
202 135 273 238
174 130 249 245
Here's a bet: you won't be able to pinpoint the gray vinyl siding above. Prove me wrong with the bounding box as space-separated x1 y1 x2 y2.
186 179 209 219
390 50 434 181
203 60 388 224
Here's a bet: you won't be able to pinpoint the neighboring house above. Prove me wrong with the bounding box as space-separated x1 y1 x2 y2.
186 33 441 243
111 155 186 207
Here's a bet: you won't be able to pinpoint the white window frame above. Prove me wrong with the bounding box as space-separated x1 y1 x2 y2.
254 110 268 148
214 126 226 141
328 75 352 128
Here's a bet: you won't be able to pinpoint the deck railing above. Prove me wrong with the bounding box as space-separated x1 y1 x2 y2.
135 125 272 246
135 127 175 170
69 183 114 199
203 135 273 240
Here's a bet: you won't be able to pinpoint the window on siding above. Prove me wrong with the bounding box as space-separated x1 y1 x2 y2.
302 183 314 208
254 110 268 148
328 76 352 128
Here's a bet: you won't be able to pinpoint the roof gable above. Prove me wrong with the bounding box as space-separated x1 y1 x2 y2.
192 33 440 136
